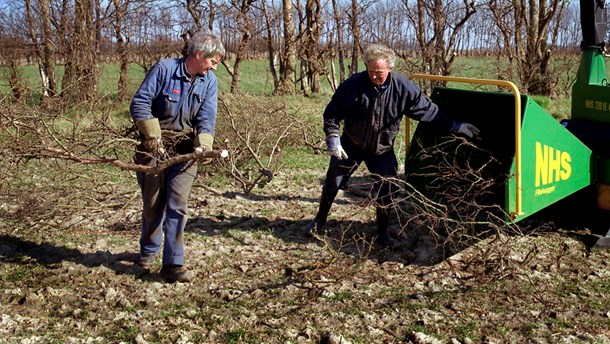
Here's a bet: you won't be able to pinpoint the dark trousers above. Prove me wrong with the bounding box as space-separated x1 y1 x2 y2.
317 136 399 231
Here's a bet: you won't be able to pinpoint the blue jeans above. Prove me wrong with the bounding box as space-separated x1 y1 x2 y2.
136 156 197 266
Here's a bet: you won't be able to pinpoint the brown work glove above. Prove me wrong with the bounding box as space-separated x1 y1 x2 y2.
136 118 166 156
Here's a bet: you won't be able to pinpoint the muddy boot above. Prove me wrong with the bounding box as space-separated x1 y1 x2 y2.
137 253 157 268
375 207 399 249
306 189 335 236
305 215 327 236
160 265 192 283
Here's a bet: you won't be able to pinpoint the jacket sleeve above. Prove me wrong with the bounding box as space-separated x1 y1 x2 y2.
194 74 218 136
130 62 165 122
404 79 454 131
323 79 353 137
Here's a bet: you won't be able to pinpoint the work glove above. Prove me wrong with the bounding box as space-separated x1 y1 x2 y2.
194 133 214 152
326 134 348 160
451 121 480 138
194 132 214 164
136 118 166 155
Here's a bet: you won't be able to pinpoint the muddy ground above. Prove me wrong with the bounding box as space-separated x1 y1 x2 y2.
2 163 610 344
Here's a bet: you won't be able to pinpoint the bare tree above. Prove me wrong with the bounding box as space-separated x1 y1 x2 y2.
295 0 310 96
226 0 257 93
486 0 569 95
305 0 323 93
273 0 297 95
295 0 323 96
348 0 362 75
261 0 280 89
0 3 28 101
60 0 100 104
109 0 131 101
24 0 57 103
404 0 476 79
330 0 347 83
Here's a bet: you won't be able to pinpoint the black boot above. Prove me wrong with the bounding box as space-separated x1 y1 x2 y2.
306 189 335 235
305 216 326 235
375 207 399 249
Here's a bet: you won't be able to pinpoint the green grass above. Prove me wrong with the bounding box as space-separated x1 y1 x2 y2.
280 146 327 170
328 291 354 302
216 59 277 95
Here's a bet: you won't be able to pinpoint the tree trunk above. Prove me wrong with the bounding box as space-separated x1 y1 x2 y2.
7 60 24 102
331 0 346 83
274 0 297 95
261 0 279 89
111 0 129 102
40 0 57 98
24 0 56 103
349 0 360 75
305 0 322 93
230 31 250 93
295 0 311 96
229 0 255 93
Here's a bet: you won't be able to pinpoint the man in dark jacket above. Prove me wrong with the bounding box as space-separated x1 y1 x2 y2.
130 31 225 282
306 43 479 248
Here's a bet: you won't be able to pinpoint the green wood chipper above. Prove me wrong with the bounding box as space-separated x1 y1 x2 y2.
404 0 610 245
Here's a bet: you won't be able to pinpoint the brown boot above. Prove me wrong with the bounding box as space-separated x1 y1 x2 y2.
137 253 157 268
160 265 192 283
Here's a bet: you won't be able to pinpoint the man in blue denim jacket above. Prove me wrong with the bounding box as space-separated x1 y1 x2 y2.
130 31 225 283
306 43 480 248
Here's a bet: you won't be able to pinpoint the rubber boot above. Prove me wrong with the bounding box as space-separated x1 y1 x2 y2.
376 207 398 248
306 189 335 235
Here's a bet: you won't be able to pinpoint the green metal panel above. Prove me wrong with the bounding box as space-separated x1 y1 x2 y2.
575 49 607 85
507 97 594 222
571 49 610 124
571 84 610 124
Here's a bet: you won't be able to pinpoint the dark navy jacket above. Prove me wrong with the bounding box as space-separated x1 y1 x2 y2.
323 71 453 154
130 57 218 136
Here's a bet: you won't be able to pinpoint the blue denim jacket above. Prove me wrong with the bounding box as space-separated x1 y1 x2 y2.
130 57 218 136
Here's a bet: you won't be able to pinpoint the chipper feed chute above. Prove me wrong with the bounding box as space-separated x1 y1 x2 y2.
404 75 594 224
404 0 610 245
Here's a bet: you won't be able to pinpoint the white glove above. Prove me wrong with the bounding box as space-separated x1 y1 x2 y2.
326 135 349 160
328 146 349 160
455 122 480 138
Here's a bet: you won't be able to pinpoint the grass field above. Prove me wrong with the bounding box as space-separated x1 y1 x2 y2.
4 55 610 343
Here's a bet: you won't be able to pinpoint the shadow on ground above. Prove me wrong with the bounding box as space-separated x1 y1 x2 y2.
0 234 161 281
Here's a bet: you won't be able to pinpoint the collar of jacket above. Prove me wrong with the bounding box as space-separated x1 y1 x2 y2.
376 73 391 91
177 57 206 82
175 57 189 80
365 72 392 92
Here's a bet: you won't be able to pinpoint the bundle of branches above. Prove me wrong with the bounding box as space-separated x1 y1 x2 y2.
396 135 523 257
0 101 225 177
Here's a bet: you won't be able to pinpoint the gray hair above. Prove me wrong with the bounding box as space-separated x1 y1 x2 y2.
187 31 226 58
363 43 396 69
